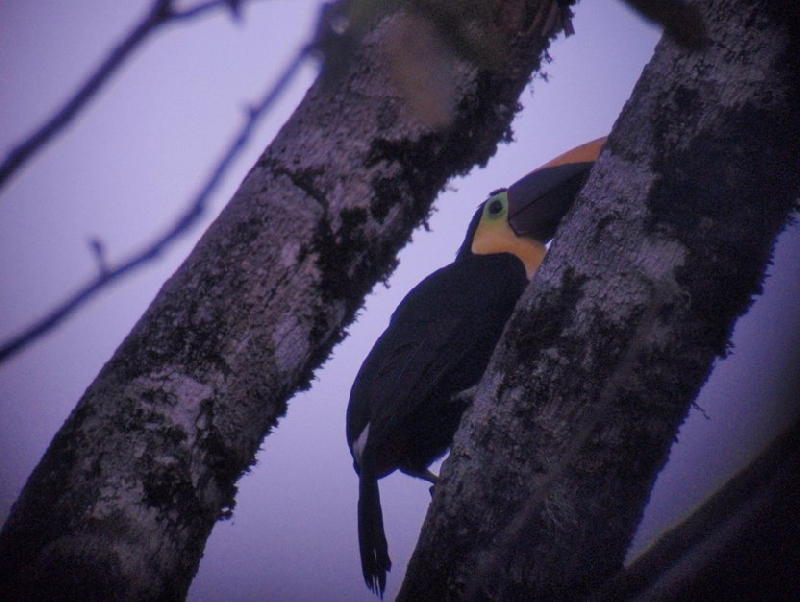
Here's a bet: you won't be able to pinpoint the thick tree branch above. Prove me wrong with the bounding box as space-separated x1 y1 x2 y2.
0 0 264 194
0 2 576 598
464 279 679 599
401 0 800 598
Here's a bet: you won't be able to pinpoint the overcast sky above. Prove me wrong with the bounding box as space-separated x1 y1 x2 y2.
1 2 798 601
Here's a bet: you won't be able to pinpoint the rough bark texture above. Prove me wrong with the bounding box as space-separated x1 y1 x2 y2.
400 0 800 599
0 2 574 600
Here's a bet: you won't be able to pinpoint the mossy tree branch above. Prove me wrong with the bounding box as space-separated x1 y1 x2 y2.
0 2 576 598
400 0 800 599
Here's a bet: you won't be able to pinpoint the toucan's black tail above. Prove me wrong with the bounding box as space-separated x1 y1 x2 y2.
358 472 391 598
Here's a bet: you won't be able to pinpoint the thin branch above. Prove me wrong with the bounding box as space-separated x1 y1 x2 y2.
171 0 244 21
0 48 310 364
0 0 264 194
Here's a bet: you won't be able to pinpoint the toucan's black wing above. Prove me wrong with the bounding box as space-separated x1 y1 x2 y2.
347 251 527 473
347 252 527 597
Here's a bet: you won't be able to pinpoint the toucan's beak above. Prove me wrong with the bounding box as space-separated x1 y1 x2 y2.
507 137 606 243
507 161 594 242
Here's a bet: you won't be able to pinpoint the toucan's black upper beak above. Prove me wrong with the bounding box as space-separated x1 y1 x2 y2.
506 160 595 243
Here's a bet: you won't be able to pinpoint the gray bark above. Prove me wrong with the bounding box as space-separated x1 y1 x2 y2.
0 2 574 599
400 0 800 599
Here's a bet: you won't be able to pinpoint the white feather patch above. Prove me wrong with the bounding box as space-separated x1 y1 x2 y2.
351 422 370 466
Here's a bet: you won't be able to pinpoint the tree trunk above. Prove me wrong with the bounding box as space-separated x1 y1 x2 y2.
0 2 574 599
399 0 800 599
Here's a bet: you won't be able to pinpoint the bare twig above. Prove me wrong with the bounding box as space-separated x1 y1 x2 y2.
0 0 368 362
0 48 309 364
0 0 263 194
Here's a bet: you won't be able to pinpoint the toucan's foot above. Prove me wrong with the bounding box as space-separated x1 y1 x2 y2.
420 468 438 484
400 467 439 484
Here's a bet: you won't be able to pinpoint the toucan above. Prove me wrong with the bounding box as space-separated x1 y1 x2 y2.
346 138 606 597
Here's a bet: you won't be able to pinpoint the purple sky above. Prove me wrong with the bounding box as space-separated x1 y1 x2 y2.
1 2 798 600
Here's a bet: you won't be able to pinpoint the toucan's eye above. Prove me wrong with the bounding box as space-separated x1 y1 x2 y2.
485 193 507 218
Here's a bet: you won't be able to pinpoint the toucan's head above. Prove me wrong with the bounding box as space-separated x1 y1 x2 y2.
458 137 606 279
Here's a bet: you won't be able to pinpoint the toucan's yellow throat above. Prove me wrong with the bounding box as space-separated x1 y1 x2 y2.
471 191 547 280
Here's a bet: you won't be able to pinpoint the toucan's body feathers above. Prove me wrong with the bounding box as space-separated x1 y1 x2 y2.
349 251 527 477
346 138 605 597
